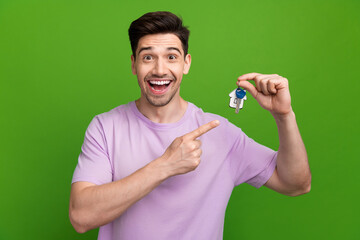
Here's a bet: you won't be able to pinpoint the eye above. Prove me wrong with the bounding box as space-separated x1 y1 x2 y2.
168 55 177 60
143 55 152 61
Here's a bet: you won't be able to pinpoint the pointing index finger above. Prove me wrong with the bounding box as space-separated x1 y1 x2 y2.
185 120 220 140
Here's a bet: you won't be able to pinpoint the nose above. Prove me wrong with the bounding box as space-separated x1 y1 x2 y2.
153 59 167 76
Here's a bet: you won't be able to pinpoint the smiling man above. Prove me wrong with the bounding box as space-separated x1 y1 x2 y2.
69 11 311 240
131 33 191 122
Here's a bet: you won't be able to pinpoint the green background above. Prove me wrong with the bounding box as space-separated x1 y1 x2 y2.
1 0 359 239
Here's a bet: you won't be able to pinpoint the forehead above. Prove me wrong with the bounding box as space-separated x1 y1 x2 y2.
137 33 183 53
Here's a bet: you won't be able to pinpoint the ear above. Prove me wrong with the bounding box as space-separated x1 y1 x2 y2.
131 55 137 75
183 54 191 75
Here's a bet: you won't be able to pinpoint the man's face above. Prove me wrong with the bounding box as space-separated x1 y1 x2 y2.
131 33 191 107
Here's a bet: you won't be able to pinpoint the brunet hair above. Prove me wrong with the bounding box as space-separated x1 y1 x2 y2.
128 11 190 59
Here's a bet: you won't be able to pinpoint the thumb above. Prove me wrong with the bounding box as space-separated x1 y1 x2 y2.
237 80 258 98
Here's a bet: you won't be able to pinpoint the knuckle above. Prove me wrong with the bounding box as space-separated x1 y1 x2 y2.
196 158 201 165
190 143 197 151
192 158 201 167
171 136 185 149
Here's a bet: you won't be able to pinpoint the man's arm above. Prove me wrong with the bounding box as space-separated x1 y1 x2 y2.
264 111 311 196
237 73 311 196
69 120 219 233
69 160 167 233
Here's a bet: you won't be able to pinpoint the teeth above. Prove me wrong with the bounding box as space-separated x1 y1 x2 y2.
149 80 171 85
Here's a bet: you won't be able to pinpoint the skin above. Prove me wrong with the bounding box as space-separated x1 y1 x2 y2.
237 73 311 196
69 33 311 233
131 33 191 123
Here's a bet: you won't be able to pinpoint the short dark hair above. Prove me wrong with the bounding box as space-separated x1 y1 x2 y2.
128 11 190 59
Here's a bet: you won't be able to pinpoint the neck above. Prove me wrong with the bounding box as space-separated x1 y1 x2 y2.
135 95 188 124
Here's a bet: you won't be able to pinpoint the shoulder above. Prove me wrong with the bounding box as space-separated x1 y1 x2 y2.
94 102 133 125
85 102 134 135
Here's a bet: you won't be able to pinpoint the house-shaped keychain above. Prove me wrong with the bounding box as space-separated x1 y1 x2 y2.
229 87 247 113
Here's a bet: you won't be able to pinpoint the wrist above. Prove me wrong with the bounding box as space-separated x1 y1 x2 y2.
272 109 295 123
147 156 172 182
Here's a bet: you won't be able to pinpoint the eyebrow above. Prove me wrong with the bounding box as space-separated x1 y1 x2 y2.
167 47 182 55
138 47 152 55
137 47 182 56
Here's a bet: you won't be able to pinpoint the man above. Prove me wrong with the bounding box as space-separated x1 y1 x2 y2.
69 11 311 240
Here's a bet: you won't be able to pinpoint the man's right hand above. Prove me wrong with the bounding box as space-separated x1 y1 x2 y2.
158 120 220 176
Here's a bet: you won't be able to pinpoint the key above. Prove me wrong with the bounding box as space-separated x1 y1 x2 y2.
229 87 247 113
235 87 246 113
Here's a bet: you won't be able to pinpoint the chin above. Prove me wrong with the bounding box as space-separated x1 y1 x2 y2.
146 97 172 107
145 92 177 107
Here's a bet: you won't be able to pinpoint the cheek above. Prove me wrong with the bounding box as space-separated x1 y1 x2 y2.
170 64 184 75
136 65 148 77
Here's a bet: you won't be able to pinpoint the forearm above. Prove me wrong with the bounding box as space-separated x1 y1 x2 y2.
69 158 169 233
273 110 311 190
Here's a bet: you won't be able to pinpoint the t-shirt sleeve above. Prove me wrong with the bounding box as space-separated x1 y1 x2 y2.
226 121 277 188
71 116 113 185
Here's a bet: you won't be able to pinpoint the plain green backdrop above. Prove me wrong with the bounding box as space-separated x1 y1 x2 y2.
1 0 359 239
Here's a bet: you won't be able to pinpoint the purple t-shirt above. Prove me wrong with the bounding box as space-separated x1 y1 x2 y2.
72 101 277 240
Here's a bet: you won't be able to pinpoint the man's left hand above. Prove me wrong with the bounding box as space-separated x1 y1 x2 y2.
237 73 292 116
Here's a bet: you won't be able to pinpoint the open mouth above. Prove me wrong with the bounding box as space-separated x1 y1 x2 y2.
147 80 172 94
